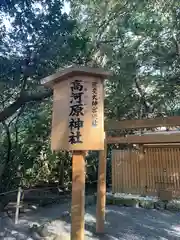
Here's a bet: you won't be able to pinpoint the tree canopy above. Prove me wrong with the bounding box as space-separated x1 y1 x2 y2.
0 0 88 192
70 0 180 118
0 0 180 193
0 0 87 122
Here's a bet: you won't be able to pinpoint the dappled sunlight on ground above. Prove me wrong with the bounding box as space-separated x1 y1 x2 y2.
1 204 180 239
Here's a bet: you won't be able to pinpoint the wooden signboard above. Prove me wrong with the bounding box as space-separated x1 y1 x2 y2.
51 76 104 151
41 65 110 240
41 66 108 151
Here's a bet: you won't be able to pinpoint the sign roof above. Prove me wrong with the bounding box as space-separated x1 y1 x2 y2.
41 65 111 87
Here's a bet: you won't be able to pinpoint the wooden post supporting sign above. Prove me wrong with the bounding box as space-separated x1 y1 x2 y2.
41 65 110 240
96 137 107 233
71 151 85 240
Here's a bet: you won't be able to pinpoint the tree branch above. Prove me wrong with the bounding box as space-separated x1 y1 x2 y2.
0 89 52 123
134 77 152 116
172 35 180 56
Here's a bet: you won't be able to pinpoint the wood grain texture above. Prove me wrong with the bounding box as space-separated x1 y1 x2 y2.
105 116 180 130
96 139 107 233
51 75 104 151
107 133 180 144
112 146 180 198
71 151 85 240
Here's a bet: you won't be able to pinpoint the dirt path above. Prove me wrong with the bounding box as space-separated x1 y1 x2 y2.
1 204 180 239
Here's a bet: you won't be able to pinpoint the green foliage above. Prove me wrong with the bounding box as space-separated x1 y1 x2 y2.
70 0 180 118
0 0 89 192
1 0 180 193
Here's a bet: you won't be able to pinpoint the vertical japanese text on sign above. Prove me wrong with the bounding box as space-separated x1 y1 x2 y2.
92 82 98 127
69 80 84 144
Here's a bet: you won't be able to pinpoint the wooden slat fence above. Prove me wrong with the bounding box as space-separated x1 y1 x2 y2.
112 146 180 198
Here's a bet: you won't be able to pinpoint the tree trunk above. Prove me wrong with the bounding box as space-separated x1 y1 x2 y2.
58 157 65 189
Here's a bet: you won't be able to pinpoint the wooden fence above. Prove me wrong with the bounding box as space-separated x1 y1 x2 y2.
112 145 180 198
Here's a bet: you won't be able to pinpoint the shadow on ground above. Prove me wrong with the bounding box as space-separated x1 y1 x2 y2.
83 205 180 239
64 205 180 240
1 204 180 239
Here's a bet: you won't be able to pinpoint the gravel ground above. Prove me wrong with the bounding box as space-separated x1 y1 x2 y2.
1 203 180 239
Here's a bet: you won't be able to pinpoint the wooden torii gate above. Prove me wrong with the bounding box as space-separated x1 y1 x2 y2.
97 115 180 232
105 116 180 144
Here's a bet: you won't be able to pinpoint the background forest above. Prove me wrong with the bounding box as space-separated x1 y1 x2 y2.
0 0 180 193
